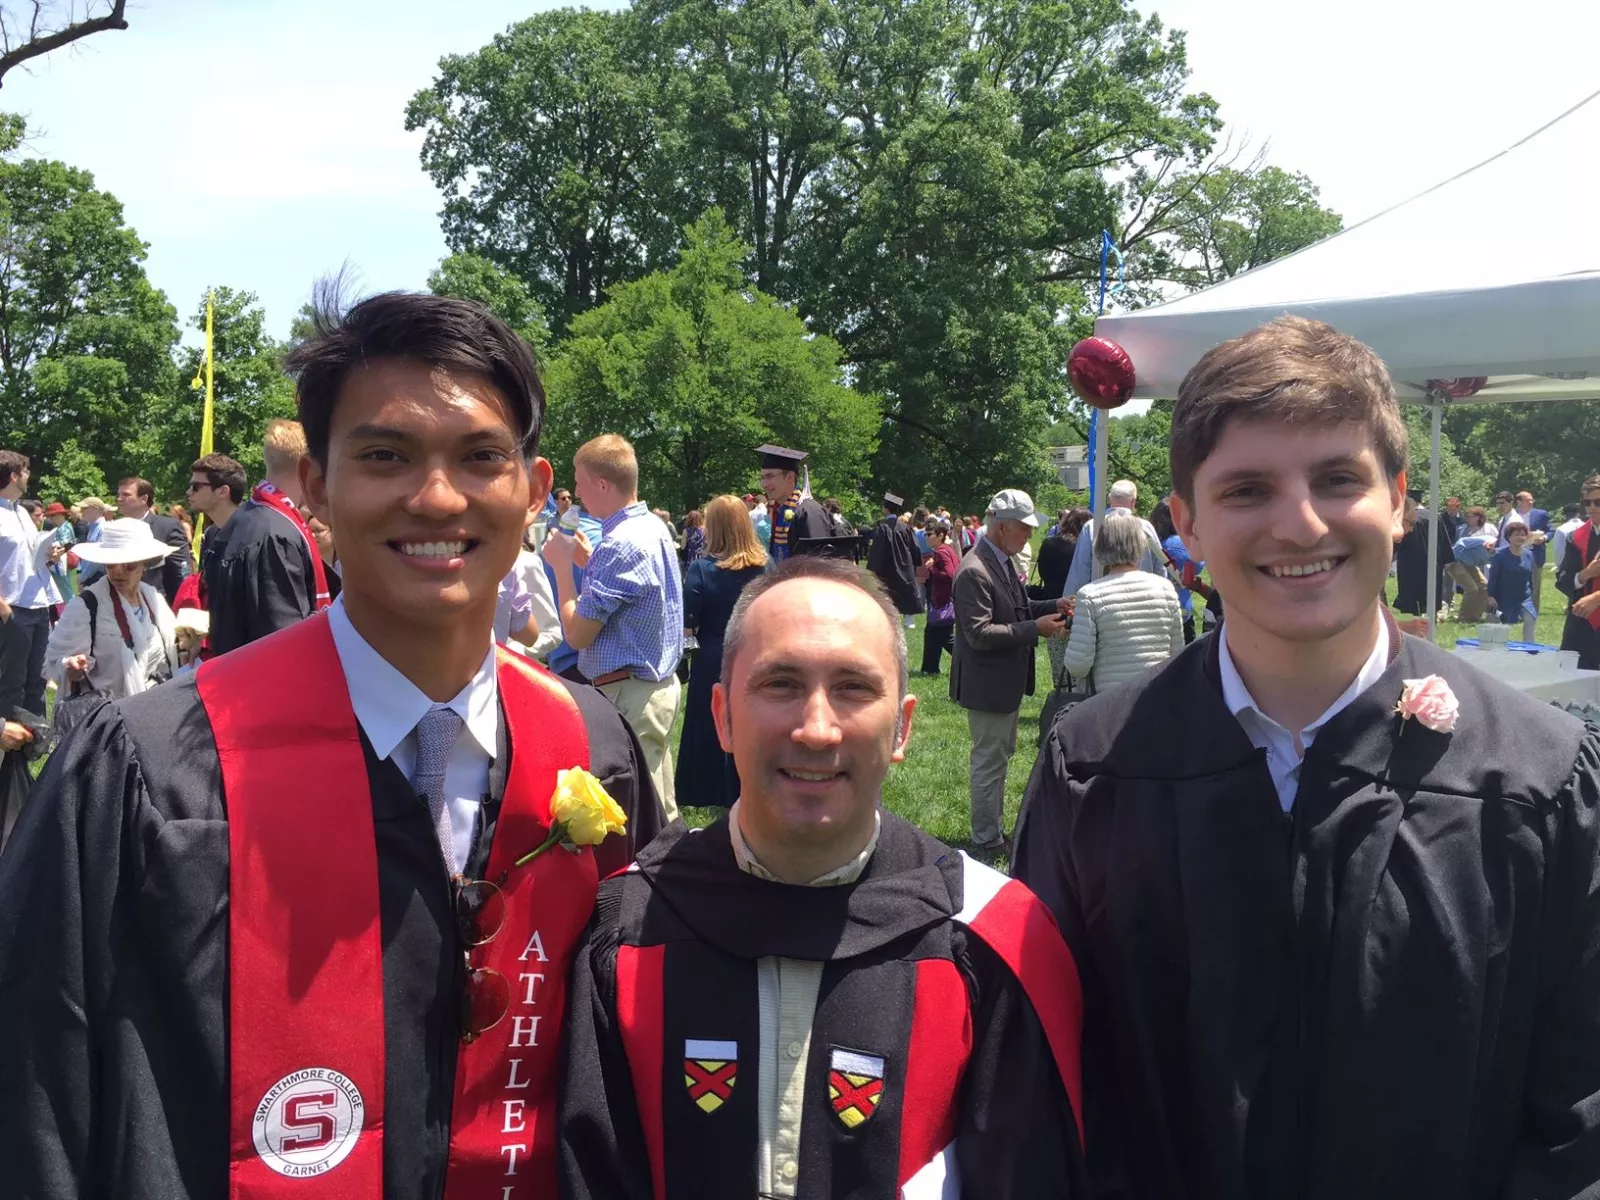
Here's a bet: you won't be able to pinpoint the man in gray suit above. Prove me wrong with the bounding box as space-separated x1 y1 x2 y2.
951 489 1068 855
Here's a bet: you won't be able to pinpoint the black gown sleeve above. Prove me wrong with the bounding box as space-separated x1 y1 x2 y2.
1556 536 1587 604
955 930 1088 1199
556 677 664 876
1012 735 1134 1199
0 705 155 1197
212 532 315 654
559 882 655 1200
1506 727 1600 1198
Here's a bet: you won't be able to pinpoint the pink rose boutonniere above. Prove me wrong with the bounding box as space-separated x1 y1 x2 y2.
1394 675 1459 734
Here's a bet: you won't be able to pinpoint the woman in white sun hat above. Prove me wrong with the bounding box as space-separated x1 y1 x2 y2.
46 518 180 700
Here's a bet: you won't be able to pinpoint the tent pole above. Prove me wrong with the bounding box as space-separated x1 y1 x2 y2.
1091 410 1109 582
1426 399 1442 640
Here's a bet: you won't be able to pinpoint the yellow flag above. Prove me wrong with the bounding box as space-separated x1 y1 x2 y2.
192 290 215 560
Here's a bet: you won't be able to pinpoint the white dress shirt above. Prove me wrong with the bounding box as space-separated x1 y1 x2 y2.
0 498 59 608
727 803 880 1196
327 597 498 876
1219 618 1390 811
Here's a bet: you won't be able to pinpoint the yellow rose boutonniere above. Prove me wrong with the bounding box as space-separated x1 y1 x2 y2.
515 767 628 867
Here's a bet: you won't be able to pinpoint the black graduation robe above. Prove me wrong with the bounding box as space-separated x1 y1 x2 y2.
561 813 1086 1200
203 500 319 655
1013 627 1600 1200
866 515 925 615
1557 525 1600 669
0 668 662 1200
769 494 833 561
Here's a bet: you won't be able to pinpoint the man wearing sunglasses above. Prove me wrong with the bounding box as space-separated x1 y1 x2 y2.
560 556 1085 1200
0 293 662 1200
1557 476 1600 669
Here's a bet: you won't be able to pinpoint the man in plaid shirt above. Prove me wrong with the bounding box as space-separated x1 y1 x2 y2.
544 434 684 818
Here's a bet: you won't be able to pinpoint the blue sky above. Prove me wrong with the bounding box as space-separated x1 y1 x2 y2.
7 0 1597 343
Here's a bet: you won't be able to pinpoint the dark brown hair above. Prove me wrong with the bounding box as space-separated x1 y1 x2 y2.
1170 315 1407 501
0 449 27 490
118 477 155 505
192 453 248 505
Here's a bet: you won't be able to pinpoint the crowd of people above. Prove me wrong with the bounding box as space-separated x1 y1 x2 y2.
1 297 1599 1199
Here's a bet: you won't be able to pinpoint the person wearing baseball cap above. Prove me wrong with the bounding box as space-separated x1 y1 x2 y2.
75 496 109 587
949 489 1069 856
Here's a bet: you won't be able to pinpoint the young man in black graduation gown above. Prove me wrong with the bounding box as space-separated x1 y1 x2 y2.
561 556 1087 1200
1013 315 1600 1200
1556 473 1600 671
0 293 662 1200
757 444 832 562
204 417 329 655
865 491 926 620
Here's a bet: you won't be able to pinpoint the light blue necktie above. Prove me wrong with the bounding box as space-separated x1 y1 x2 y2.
412 706 465 872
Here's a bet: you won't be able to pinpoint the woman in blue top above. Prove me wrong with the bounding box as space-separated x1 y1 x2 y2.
674 494 768 808
1486 520 1539 642
1151 500 1200 644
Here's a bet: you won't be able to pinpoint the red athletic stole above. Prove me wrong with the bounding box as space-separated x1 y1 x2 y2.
200 613 595 1199
1571 523 1600 630
249 482 332 610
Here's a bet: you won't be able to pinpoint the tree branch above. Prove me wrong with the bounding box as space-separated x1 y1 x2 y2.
0 0 128 88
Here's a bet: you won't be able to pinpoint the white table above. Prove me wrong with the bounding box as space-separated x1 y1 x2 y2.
1452 648 1600 705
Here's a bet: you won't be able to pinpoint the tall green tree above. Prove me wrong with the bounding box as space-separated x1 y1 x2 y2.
129 287 296 497
1442 400 1598 507
544 213 879 514
427 252 550 360
0 117 180 484
34 436 107 504
407 0 1334 508
1119 162 1343 293
406 10 684 330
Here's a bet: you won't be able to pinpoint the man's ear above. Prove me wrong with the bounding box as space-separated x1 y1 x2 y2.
1170 492 1201 561
711 681 733 753
301 455 330 525
527 457 552 520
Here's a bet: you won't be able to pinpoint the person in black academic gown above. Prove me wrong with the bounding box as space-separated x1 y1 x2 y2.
865 492 925 620
562 556 1086 1200
756 444 832 562
0 293 663 1200
1557 476 1600 670
1014 316 1600 1200
204 419 324 656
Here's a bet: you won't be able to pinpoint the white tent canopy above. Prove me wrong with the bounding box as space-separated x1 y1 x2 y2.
1089 86 1600 641
1095 87 1600 407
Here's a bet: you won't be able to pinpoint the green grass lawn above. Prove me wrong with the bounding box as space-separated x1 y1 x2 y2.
678 564 1575 867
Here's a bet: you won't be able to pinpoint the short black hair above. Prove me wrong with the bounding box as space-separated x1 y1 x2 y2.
284 291 545 469
192 453 248 505
0 450 26 489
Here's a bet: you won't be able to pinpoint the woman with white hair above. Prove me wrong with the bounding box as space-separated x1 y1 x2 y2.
1058 510 1183 691
46 518 180 701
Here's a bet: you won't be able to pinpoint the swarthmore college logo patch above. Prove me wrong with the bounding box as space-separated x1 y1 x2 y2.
683 1039 738 1113
828 1047 885 1129
251 1067 365 1178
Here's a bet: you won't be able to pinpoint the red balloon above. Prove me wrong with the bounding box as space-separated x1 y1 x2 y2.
1425 377 1487 399
1068 337 1135 409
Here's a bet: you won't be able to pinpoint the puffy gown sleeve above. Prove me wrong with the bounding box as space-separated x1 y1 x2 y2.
955 931 1088 1198
1507 726 1600 1198
0 681 230 1199
211 531 315 654
559 881 655 1200
0 706 152 1195
1012 734 1135 1198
